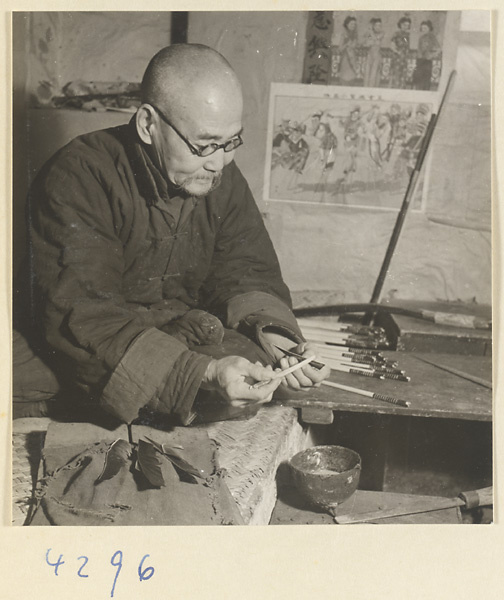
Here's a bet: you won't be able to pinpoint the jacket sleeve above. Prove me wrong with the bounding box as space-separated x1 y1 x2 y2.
28 150 210 423
200 163 303 350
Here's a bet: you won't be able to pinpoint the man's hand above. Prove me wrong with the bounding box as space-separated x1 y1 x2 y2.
200 356 281 407
275 342 331 391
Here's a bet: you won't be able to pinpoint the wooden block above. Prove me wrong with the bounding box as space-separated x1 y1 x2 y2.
204 406 310 525
300 406 334 425
374 301 492 356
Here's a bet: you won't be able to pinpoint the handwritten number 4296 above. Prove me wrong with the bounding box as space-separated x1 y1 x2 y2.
45 548 154 598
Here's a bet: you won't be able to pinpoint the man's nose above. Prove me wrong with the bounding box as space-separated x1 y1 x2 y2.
204 148 232 172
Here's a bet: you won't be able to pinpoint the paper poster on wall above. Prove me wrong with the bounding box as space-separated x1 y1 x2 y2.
264 83 436 210
304 10 447 92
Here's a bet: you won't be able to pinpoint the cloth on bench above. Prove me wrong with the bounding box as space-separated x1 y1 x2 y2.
30 422 243 526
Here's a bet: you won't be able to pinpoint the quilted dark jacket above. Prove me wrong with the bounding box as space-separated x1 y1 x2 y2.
25 119 301 423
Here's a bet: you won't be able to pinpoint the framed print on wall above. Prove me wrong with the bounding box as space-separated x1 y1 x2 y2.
304 10 447 92
263 82 436 210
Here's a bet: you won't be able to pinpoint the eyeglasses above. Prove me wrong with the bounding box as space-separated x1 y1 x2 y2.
149 104 244 157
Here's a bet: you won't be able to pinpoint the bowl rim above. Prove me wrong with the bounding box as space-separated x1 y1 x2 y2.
289 444 361 474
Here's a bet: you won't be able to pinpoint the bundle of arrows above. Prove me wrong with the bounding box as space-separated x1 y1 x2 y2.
296 318 390 350
296 318 408 382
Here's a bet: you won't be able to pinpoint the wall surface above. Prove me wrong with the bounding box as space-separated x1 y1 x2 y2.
189 11 308 206
189 11 492 307
22 12 172 104
13 11 492 307
12 12 171 272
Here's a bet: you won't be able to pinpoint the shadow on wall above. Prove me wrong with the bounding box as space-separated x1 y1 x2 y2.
12 10 177 275
12 109 132 277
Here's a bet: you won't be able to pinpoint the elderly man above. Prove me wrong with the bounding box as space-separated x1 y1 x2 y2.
14 43 329 425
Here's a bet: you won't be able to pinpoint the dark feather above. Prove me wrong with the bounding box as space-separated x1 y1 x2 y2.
144 436 205 480
144 436 183 454
95 439 132 485
137 438 166 487
161 446 205 480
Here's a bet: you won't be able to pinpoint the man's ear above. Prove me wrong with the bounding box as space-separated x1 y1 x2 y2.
136 104 154 145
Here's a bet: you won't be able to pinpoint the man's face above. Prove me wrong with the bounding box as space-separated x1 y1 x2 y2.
149 92 243 198
373 21 382 33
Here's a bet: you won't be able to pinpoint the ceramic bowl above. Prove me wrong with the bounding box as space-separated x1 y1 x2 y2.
289 445 361 510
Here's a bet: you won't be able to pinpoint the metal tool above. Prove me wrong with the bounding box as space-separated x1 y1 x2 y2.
273 345 325 370
414 355 492 389
334 486 493 524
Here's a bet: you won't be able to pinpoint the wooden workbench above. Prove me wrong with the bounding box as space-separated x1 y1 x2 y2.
276 350 492 493
278 352 492 425
13 349 492 524
270 486 463 525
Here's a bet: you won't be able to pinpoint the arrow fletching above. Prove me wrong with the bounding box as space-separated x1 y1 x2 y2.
95 438 132 484
137 438 166 487
144 436 205 480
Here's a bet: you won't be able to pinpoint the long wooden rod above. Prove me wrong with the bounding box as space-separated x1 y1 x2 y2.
363 71 457 325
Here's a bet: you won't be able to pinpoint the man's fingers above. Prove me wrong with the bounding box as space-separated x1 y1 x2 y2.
277 356 291 371
275 351 331 390
289 342 331 384
284 373 302 389
229 377 280 405
248 377 282 400
290 368 314 388
296 341 308 354
281 356 309 388
247 361 276 382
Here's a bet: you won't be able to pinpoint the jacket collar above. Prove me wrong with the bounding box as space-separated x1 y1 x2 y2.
121 118 200 227
124 117 173 207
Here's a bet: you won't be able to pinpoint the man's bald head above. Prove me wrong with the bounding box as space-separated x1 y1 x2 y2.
136 44 244 198
141 44 242 122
